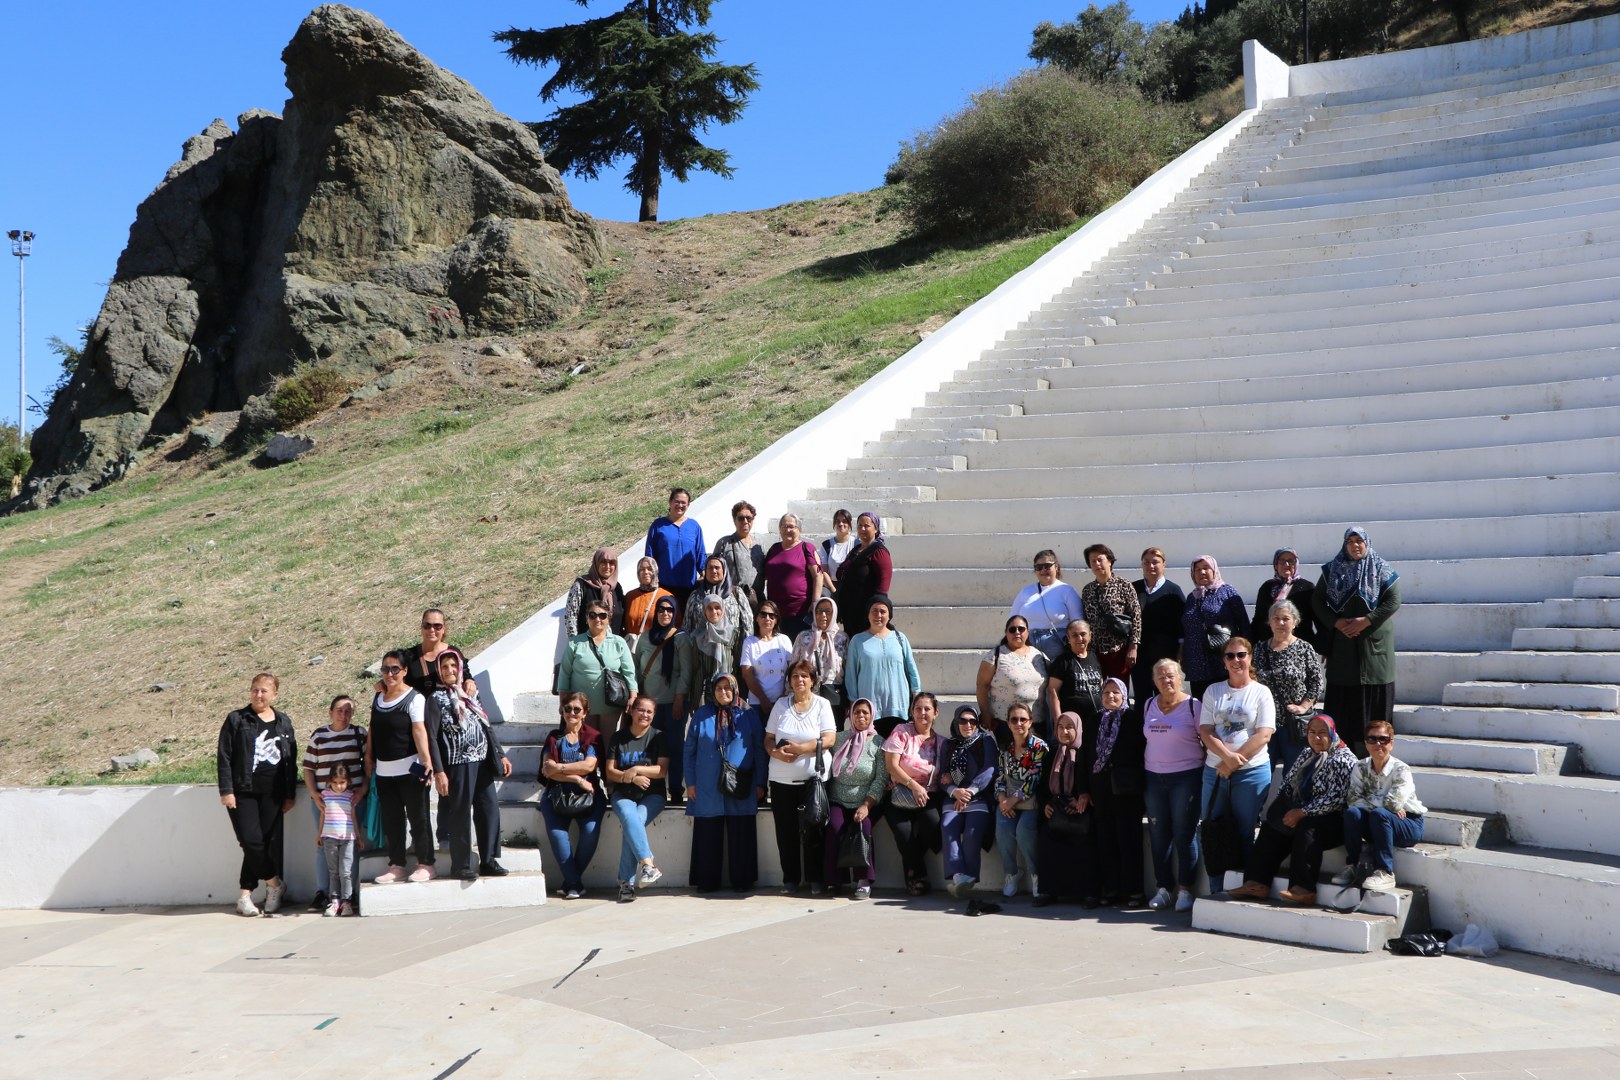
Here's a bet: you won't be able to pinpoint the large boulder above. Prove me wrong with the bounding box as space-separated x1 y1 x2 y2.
23 5 601 506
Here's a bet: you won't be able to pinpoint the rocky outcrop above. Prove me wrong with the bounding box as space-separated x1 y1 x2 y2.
23 4 600 506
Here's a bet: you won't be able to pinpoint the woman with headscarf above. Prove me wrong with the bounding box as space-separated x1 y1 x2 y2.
976 614 1049 734
835 512 893 638
678 595 739 700
1033 710 1089 907
824 697 888 899
1229 713 1357 905
940 704 999 899
622 556 674 644
792 596 848 728
1180 555 1251 700
883 692 947 896
683 554 753 658
635 594 699 803
1312 527 1402 753
426 652 512 880
683 673 764 893
1250 548 1318 648
1086 678 1147 908
994 702 1047 898
565 548 626 636
844 595 922 738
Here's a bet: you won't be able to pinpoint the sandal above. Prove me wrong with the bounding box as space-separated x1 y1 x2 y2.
906 879 929 897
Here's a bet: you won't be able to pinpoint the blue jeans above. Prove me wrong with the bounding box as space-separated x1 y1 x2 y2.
942 807 990 882
1201 763 1268 870
655 702 686 795
540 794 605 891
309 798 360 897
1343 806 1424 872
994 807 1038 878
1145 767 1202 892
612 794 667 882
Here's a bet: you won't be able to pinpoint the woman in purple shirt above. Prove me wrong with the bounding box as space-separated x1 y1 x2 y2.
1142 658 1202 912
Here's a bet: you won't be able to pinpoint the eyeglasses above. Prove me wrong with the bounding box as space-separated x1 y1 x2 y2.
1365 735 1393 745
1009 716 1031 724
562 706 587 715
1224 652 1249 660
735 515 754 522
381 665 404 674
587 612 610 620
422 622 445 630
758 613 778 620
1034 562 1055 571
1008 626 1028 634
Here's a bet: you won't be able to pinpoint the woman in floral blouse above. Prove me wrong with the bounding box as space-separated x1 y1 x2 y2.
994 702 1048 897
976 615 1048 733
1336 719 1425 892
1252 600 1327 774
1229 713 1357 905
1081 544 1142 681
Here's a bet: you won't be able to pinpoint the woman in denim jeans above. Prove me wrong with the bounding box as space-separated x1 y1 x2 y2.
539 692 605 900
994 703 1047 897
1142 659 1203 912
606 695 670 903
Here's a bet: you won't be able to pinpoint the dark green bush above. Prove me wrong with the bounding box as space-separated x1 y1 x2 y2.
269 365 352 428
885 68 1200 240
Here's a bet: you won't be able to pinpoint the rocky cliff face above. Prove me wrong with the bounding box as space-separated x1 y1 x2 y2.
24 4 601 506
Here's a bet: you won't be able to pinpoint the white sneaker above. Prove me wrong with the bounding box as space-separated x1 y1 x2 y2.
948 873 974 898
235 895 261 917
1362 870 1397 892
1174 890 1195 912
1148 887 1173 911
374 865 405 885
1002 874 1019 898
324 899 342 918
1330 865 1356 886
1027 874 1039 897
638 863 663 887
408 864 436 883
262 881 285 914
853 885 870 900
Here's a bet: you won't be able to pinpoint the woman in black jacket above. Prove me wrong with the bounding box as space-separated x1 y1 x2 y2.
217 672 298 917
1086 678 1148 908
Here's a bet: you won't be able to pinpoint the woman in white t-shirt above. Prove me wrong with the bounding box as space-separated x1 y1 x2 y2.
764 659 837 894
740 601 795 712
1010 549 1084 661
1197 636 1276 872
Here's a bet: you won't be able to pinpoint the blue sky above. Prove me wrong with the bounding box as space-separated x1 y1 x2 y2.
0 0 1192 432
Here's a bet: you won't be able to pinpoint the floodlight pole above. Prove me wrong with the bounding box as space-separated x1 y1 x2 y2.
7 229 31 452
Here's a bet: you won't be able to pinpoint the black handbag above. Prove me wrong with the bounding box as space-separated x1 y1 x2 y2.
1205 624 1232 651
718 756 754 800
1198 777 1244 877
836 814 873 869
587 638 630 710
1109 765 1145 797
1106 608 1134 640
800 741 830 834
548 781 596 818
1047 805 1092 837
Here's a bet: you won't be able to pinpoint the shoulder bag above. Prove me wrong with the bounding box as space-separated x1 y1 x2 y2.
799 739 830 834
588 637 631 710
837 813 874 869
549 780 596 818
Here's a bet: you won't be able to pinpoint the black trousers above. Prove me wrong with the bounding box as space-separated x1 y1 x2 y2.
769 781 826 886
1092 793 1145 899
377 772 435 866
441 759 501 873
885 797 941 885
1247 814 1344 890
226 790 285 890
689 815 759 891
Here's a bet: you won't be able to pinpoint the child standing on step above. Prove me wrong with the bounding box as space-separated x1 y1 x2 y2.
319 766 359 916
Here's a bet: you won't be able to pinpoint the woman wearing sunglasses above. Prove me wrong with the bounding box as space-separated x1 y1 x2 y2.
976 615 1048 733
557 602 638 726
1337 719 1425 892
1197 637 1276 873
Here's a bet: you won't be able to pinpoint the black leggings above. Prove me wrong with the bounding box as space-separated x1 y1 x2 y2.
885 797 941 885
440 760 502 873
377 772 435 866
769 781 826 886
226 791 285 890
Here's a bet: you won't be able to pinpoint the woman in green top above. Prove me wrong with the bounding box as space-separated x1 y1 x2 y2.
1312 527 1401 754
823 697 889 899
558 600 638 725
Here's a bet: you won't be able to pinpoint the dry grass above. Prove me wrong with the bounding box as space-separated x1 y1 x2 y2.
0 190 1078 784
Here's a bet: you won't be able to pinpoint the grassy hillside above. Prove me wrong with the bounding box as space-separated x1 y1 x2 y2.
0 191 1080 785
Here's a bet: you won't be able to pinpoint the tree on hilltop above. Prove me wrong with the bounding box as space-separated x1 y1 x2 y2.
1030 3 1147 85
496 0 759 222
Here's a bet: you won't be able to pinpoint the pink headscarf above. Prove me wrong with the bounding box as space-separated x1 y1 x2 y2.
829 697 877 778
1189 554 1226 602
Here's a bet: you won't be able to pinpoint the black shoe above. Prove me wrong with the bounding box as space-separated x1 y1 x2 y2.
617 882 636 903
458 868 479 882
1032 893 1055 908
308 890 328 912
479 861 509 877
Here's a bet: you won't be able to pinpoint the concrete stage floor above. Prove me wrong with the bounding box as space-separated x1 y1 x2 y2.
2 888 1617 1078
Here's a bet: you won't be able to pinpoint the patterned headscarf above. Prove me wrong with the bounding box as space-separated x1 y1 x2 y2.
1322 527 1399 613
1092 678 1129 773
829 697 877 778
1189 555 1226 602
1048 712 1081 798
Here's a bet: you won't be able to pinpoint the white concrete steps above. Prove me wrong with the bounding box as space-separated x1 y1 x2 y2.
1315 50 1620 112
1528 598 1620 629
1285 91 1620 161
1443 681 1620 712
1575 575 1620 598
1395 843 1620 970
1512 626 1620 651
1395 734 1571 775
359 871 547 916
1253 137 1620 200
356 846 545 881
1412 767 1620 858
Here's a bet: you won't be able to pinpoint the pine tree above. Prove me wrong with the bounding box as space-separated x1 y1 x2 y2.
496 1 759 222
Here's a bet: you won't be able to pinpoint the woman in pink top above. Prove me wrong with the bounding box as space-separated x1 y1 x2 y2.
882 691 947 895
1141 658 1202 912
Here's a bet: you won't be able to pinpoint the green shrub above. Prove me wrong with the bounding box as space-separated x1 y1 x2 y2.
885 67 1199 240
269 365 352 428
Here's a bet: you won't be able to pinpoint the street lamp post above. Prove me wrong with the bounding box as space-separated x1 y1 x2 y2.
7 230 30 453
